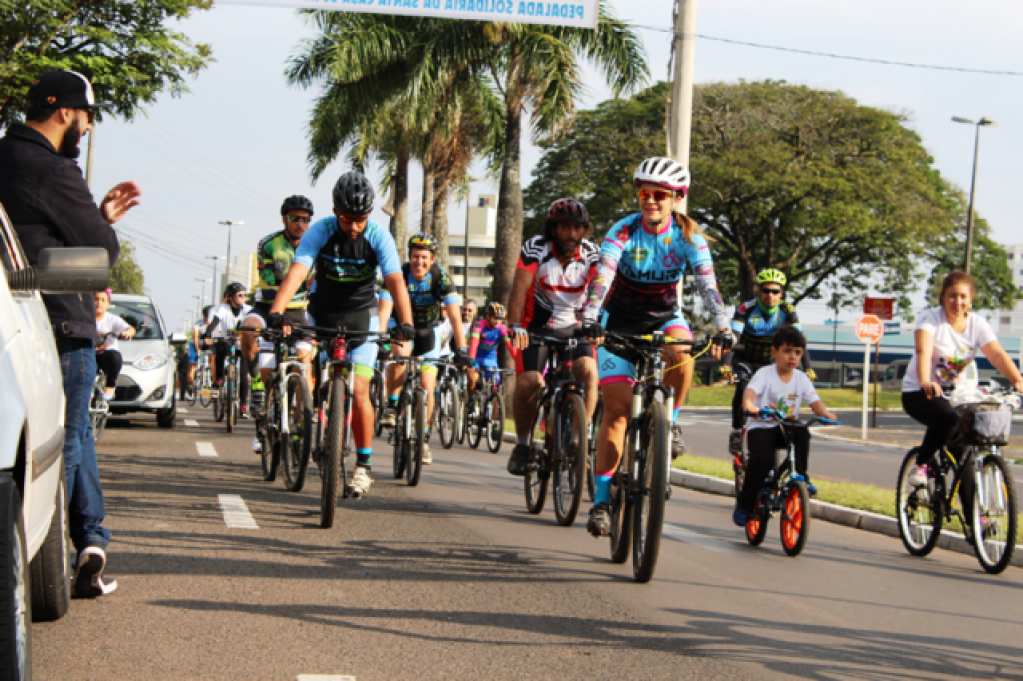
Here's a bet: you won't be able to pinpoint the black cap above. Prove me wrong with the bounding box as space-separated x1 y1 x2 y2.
26 70 111 110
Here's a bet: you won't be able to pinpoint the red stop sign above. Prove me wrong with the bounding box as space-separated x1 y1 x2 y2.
855 314 884 344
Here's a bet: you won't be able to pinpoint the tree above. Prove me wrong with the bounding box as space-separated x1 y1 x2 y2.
110 239 145 294
0 0 213 128
925 210 1018 312
526 80 974 314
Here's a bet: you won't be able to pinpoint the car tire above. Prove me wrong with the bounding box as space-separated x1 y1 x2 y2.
30 465 70 622
0 474 33 681
156 397 176 429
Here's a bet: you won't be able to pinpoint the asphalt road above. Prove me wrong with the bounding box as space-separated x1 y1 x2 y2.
32 404 1023 680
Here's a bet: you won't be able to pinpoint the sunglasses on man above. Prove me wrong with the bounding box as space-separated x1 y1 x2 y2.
760 287 783 296
286 215 311 224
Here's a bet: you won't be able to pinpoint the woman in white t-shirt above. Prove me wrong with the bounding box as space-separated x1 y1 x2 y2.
94 290 136 399
903 271 1023 488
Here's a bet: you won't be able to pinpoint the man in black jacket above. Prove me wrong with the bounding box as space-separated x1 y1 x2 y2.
0 70 141 598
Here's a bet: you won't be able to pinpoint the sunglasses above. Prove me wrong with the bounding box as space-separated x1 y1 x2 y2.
77 108 96 124
286 214 311 224
638 189 673 203
760 288 783 296
339 214 368 225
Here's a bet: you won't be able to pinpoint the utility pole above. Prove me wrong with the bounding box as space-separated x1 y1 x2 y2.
668 0 698 213
951 116 996 275
84 125 96 189
219 220 244 285
205 255 225 300
195 277 211 315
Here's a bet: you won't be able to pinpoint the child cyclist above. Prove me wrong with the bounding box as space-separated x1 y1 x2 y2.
734 326 835 527
93 289 135 399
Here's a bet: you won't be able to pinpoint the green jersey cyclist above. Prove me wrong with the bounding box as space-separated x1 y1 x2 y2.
268 171 415 498
580 157 733 536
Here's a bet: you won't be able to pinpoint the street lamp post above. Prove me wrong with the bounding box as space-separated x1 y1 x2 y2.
951 116 997 275
195 277 211 316
205 255 225 300
219 220 244 285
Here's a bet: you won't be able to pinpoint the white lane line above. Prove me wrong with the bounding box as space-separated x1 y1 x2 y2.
196 442 217 458
663 523 748 558
178 407 188 413
297 676 356 680
184 419 199 428
218 494 259 529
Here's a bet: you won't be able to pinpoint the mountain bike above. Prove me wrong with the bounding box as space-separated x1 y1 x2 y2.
89 370 109 442
601 330 721 583
896 391 1020 574
371 353 387 437
213 340 241 432
466 367 511 453
730 361 755 496
742 409 840 557
523 332 589 527
195 350 214 408
243 326 313 491
388 355 432 487
456 365 470 445
305 325 390 528
434 358 462 450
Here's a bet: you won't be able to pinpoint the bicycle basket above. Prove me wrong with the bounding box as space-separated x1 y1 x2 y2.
956 403 1012 446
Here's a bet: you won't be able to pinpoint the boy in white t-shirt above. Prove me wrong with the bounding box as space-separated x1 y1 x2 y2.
734 326 835 527
94 289 136 398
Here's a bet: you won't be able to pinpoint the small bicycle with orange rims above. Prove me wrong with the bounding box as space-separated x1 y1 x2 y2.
743 408 840 556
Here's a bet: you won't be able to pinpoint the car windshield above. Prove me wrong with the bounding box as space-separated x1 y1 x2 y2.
109 301 164 340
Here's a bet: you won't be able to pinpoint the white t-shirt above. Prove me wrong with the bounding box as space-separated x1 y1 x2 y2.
745 365 820 431
438 319 454 358
95 313 132 353
902 307 997 392
206 302 252 340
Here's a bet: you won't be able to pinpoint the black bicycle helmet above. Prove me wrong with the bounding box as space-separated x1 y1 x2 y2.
280 195 314 216
332 171 375 216
202 305 213 319
548 198 589 224
223 282 246 299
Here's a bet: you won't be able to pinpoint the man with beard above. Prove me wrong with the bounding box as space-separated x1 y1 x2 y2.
0 69 141 598
504 198 599 476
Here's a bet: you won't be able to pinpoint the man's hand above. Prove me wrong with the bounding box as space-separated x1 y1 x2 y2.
710 329 734 361
455 347 471 365
510 325 529 350
100 181 142 224
392 322 415 343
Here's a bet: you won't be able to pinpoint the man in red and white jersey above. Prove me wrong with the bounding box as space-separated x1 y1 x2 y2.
505 198 599 476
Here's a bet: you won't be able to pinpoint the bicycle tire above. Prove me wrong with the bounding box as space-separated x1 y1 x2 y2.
609 471 633 564
199 368 212 408
320 375 345 529
466 393 482 449
745 501 768 546
185 381 196 407
438 384 459 449
259 384 280 482
226 366 237 433
971 452 1018 574
282 374 312 493
733 450 747 498
457 387 468 444
586 398 602 503
392 392 408 479
372 370 385 437
781 481 811 557
407 390 425 487
524 405 549 515
896 448 943 557
553 393 587 527
632 401 669 582
485 393 504 453
213 386 224 422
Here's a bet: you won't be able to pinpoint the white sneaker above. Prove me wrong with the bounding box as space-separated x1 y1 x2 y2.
349 466 373 497
422 443 432 465
252 437 262 454
908 464 929 487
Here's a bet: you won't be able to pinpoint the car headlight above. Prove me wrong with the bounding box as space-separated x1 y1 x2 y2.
134 354 168 371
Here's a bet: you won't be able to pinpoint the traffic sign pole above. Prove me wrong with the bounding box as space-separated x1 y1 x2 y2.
862 342 870 439
855 314 885 440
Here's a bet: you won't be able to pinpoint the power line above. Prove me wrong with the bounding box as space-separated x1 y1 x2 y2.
626 25 1023 76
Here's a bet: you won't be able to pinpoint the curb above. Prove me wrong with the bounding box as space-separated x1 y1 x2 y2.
668 468 1022 568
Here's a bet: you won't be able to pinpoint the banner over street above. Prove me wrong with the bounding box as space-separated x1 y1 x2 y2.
216 0 599 29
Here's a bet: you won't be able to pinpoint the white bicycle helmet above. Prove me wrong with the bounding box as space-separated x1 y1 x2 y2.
633 156 691 195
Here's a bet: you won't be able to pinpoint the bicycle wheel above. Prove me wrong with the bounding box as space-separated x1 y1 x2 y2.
586 397 602 502
213 384 224 422
438 383 459 449
282 374 312 493
320 375 345 529
392 394 408 479
896 448 943 557
971 452 1018 574
372 370 385 437
226 366 237 433
632 401 669 582
553 393 587 527
406 390 426 487
259 384 280 482
485 393 504 453
780 481 811 557
466 393 482 449
524 406 549 515
745 500 768 546
199 368 212 408
457 387 468 444
185 379 196 406
733 450 747 498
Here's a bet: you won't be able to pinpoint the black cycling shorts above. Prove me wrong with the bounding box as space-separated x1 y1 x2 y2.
519 327 594 375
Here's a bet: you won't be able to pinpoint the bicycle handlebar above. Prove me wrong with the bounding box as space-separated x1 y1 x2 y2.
754 407 842 427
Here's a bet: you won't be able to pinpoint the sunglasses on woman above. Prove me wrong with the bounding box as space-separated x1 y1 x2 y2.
638 189 673 203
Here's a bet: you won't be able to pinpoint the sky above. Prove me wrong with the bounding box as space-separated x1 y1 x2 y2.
84 0 1023 332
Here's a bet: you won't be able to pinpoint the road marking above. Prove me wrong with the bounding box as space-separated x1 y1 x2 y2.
218 494 258 529
297 676 356 680
663 523 746 558
178 408 188 413
184 419 199 427
196 442 217 458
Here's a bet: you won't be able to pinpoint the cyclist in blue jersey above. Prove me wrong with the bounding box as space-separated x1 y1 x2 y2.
580 156 733 536
269 171 415 498
379 232 469 463
727 268 815 455
468 302 514 394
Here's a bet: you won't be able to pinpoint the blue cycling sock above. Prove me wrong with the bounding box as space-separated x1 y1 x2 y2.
673 406 682 423
356 447 372 469
594 472 613 506
388 395 399 406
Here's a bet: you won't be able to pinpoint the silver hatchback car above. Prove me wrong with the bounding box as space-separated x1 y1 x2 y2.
107 293 186 428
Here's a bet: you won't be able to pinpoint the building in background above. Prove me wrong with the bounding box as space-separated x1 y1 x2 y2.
997 243 1023 339
447 195 497 303
219 252 257 300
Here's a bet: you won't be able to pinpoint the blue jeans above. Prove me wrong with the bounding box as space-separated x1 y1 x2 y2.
58 337 111 551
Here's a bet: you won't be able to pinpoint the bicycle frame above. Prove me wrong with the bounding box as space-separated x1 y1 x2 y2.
626 345 675 497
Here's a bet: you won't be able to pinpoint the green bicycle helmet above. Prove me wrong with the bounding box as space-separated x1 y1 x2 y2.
756 268 787 288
